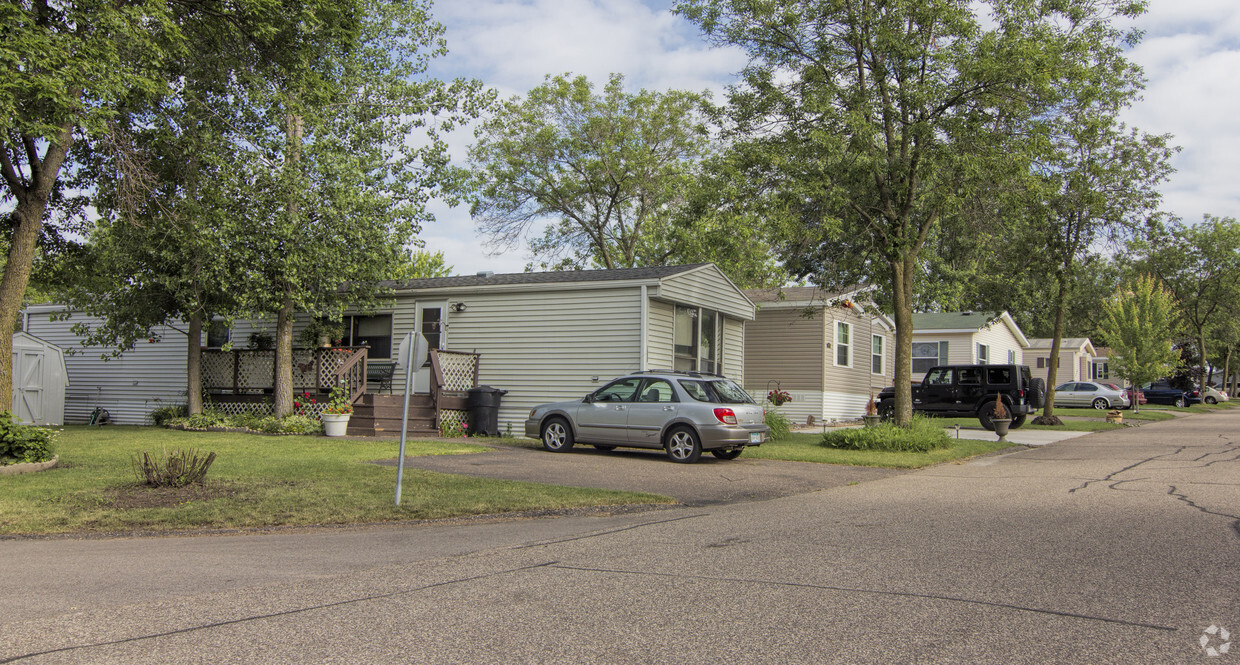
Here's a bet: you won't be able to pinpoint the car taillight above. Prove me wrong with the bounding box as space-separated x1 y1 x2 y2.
714 408 738 425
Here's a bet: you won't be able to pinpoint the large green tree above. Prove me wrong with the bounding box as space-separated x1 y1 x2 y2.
675 0 1147 424
0 0 190 409
1100 275 1180 412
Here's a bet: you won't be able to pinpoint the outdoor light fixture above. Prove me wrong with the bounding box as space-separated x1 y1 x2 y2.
451 302 467 313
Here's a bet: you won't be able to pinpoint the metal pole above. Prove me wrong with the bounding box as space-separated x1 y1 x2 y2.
395 332 426 506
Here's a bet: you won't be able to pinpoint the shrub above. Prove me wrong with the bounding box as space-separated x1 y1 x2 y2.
131 447 216 487
166 411 322 435
0 411 57 465
820 416 950 453
764 409 791 440
148 404 188 427
276 414 322 434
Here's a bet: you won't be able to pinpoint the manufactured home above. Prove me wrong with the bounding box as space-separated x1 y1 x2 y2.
910 311 1029 382
1026 337 1097 385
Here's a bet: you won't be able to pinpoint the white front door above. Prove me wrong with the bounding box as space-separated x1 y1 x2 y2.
413 301 447 393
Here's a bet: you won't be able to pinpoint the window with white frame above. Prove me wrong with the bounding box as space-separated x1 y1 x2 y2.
674 305 724 373
871 334 885 375
835 321 852 367
977 343 989 365
1008 349 1016 364
912 341 948 374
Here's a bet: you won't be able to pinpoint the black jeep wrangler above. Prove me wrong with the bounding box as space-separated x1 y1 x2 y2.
876 364 1046 430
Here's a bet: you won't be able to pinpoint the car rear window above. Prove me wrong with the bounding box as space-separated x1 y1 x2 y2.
678 379 754 404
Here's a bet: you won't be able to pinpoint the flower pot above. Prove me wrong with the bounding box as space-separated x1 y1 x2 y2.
1106 410 1123 424
863 414 882 428
322 413 351 437
992 417 1012 441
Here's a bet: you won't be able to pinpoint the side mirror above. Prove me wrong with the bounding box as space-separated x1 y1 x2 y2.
583 393 595 403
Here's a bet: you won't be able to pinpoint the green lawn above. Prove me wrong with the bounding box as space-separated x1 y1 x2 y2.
509 432 1012 468
1051 407 1177 421
0 426 672 536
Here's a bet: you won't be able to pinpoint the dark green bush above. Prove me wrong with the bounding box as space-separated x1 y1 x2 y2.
764 409 791 440
0 411 57 465
148 404 188 426
166 411 322 435
820 416 950 452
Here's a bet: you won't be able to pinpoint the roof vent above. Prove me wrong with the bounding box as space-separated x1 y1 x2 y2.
961 311 973 316
476 271 494 278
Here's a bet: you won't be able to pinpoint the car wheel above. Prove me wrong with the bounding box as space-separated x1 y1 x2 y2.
593 445 616 451
1028 378 1047 409
878 400 895 420
1206 396 1217 405
665 427 702 464
1174 396 1186 408
978 403 996 431
541 418 574 452
1010 414 1027 428
1092 398 1108 410
711 447 744 460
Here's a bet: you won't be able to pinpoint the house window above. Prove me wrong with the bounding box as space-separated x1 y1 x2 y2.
912 341 948 374
1008 349 1016 364
835 321 851 367
871 335 885 375
342 314 393 359
206 321 230 348
1037 357 1046 369
977 343 989 365
1092 361 1109 380
675 306 724 373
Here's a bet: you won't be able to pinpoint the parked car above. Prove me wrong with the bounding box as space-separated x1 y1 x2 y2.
525 371 768 463
1052 381 1130 410
876 363 1044 430
1203 386 1229 404
1139 380 1202 407
1103 383 1146 407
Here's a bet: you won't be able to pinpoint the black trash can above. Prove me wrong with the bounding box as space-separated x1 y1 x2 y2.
466 385 508 436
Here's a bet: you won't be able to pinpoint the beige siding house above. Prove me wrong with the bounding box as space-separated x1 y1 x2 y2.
743 286 895 423
28 264 755 429
1026 338 1097 386
910 311 1029 382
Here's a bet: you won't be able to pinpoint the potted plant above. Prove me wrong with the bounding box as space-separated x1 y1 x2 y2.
321 381 354 437
767 387 792 407
863 394 882 427
990 394 1012 441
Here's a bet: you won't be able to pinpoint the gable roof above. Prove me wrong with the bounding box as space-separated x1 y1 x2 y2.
380 264 710 292
1027 337 1097 355
912 311 1030 347
743 284 869 305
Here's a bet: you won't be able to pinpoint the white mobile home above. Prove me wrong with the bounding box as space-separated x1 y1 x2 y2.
24 263 756 431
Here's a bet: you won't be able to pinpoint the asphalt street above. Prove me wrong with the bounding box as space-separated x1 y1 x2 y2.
2 410 1237 663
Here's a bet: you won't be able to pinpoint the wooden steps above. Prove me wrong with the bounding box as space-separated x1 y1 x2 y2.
346 393 438 437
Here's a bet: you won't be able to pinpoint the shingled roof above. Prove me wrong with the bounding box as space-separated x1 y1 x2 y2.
378 264 710 292
912 311 1004 331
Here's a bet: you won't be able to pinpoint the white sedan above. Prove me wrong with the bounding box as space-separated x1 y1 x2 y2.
1053 381 1131 409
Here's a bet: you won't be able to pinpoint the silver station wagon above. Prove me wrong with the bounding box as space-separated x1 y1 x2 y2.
524 371 769 463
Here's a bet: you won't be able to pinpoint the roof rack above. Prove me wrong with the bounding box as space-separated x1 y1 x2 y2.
634 369 725 378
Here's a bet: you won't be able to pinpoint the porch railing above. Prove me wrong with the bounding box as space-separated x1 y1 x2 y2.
201 346 370 414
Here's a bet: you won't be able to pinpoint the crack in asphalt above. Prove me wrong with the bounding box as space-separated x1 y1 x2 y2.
1167 485 1240 522
1068 446 1187 494
514 513 708 549
0 561 560 664
549 564 1178 632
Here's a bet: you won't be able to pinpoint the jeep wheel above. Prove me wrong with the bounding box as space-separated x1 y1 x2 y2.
978 403 997 431
1010 414 1027 429
1092 398 1108 410
878 400 895 420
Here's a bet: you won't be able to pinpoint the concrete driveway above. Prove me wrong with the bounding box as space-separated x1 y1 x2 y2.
378 443 903 506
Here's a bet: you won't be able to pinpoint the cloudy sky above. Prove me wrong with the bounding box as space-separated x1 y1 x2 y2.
422 0 1240 276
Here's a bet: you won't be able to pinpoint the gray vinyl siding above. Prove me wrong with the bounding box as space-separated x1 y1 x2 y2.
646 300 675 371
657 266 755 321
744 306 825 391
24 307 193 425
440 286 644 429
722 316 745 383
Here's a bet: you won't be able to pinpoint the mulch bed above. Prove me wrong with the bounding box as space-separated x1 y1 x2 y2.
104 482 242 509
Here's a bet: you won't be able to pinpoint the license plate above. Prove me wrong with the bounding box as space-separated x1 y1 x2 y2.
749 432 762 444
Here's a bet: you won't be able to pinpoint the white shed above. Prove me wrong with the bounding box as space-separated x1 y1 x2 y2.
10 331 68 425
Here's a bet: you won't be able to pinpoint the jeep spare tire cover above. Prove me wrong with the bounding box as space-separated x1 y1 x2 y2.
1028 378 1046 409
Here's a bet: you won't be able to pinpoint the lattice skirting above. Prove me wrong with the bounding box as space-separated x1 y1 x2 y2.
206 401 275 417
439 409 469 435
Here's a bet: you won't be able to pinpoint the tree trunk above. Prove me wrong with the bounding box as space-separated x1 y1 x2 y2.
1040 271 1069 421
273 291 295 417
187 311 204 415
1196 328 1208 397
890 256 916 426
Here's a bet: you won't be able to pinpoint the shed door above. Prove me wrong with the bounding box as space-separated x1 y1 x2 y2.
12 349 45 424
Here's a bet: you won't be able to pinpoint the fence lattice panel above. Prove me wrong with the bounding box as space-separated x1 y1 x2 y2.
439 409 469 435
318 349 360 387
439 353 478 391
237 350 275 393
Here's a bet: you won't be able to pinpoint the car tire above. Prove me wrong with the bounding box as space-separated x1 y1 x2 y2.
1174 396 1186 408
1028 378 1047 409
1010 414 1027 429
978 402 997 431
1206 396 1217 405
593 445 616 451
711 447 744 460
664 427 702 464
1092 398 1108 410
541 418 574 453
878 399 895 420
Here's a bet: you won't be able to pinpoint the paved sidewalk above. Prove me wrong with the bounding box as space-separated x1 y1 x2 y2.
945 425 1092 446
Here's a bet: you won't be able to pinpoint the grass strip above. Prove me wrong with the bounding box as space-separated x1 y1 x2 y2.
0 426 672 536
